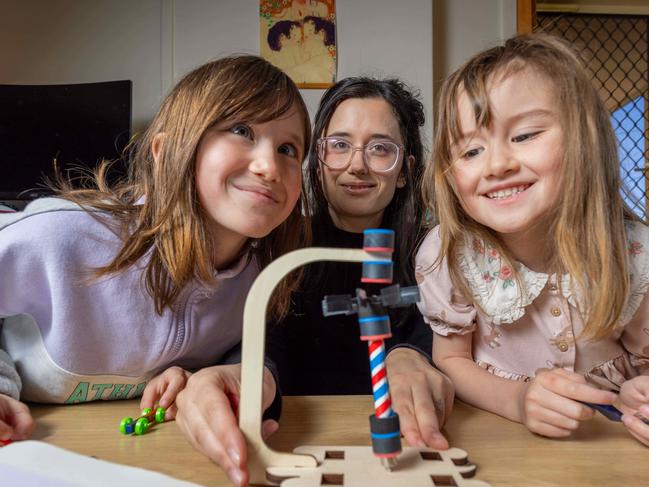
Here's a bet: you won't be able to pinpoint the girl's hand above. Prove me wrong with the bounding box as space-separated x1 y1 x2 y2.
518 368 617 437
140 366 192 420
174 364 278 487
386 348 454 450
0 394 35 440
618 376 649 447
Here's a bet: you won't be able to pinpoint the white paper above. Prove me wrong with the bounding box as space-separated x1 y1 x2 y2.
0 441 203 487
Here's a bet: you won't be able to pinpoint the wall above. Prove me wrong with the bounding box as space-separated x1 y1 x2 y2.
173 0 433 139
0 0 516 140
432 0 516 113
0 0 165 131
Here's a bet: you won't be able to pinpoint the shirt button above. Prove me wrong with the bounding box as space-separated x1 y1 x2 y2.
551 307 562 317
557 341 569 352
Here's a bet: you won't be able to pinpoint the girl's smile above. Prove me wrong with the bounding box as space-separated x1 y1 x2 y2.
232 182 281 204
483 183 532 201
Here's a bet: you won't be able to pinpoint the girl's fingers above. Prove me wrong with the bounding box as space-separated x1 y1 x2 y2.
527 401 582 431
622 414 649 447
527 418 573 438
176 390 247 486
523 382 598 439
164 403 178 421
638 404 649 418
537 370 617 405
261 368 277 411
179 408 246 486
140 368 190 410
0 419 13 440
620 378 649 409
2 400 35 440
140 380 161 410
174 367 250 486
158 376 187 409
555 396 597 422
262 419 279 440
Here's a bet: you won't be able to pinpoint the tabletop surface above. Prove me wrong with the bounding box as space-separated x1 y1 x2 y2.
25 396 649 486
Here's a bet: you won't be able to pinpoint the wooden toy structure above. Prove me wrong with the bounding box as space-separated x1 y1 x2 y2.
238 230 490 486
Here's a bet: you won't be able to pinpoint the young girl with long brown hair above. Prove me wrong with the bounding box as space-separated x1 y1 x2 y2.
0 55 310 443
417 33 649 446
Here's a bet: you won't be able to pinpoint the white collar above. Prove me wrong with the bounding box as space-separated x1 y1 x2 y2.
458 221 649 326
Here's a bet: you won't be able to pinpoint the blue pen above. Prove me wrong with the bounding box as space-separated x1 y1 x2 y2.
577 401 623 422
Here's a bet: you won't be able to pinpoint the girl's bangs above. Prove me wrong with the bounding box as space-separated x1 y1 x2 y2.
238 86 299 125
206 76 309 150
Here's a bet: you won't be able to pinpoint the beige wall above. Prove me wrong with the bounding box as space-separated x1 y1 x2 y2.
0 0 517 139
432 0 516 117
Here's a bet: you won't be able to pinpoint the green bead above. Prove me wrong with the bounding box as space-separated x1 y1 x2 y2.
119 417 133 435
141 407 153 415
155 407 166 423
134 417 150 435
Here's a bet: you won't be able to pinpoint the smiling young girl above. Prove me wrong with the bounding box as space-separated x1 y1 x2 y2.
0 55 310 441
417 33 649 445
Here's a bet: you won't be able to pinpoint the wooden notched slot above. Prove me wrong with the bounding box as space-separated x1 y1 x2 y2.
430 475 458 486
321 473 344 485
324 450 345 460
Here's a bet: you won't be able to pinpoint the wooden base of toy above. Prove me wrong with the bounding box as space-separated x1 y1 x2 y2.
239 248 490 486
263 446 490 487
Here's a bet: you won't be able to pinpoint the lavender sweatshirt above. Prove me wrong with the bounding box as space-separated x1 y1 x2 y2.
0 198 258 403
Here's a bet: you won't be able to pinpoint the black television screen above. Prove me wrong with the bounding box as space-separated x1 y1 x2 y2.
0 80 132 200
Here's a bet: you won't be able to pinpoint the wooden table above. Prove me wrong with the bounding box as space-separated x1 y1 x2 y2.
28 396 648 486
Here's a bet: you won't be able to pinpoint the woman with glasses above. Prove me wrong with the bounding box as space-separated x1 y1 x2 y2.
267 77 454 446
174 78 454 487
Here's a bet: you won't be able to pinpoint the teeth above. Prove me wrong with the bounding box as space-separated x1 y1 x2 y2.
486 185 527 200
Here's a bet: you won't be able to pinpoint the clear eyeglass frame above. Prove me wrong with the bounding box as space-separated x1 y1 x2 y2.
316 137 404 173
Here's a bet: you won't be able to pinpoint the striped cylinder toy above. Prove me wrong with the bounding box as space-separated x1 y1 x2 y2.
367 337 401 463
368 339 392 418
362 230 401 464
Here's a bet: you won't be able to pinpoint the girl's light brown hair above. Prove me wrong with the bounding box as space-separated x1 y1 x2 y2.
424 33 639 340
57 55 311 318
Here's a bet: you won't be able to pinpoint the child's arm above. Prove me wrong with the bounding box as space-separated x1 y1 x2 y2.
434 332 617 437
433 332 524 421
139 366 191 420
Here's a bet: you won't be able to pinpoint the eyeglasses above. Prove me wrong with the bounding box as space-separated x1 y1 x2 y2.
316 137 403 173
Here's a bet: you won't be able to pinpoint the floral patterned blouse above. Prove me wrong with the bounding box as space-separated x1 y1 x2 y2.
415 222 649 391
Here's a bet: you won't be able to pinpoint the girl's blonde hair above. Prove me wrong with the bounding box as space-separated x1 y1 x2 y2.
424 33 638 340
57 55 311 318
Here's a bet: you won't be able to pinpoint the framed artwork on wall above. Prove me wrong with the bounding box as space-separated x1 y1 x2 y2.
260 0 337 89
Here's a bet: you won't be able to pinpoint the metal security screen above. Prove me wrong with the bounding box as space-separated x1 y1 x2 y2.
538 13 649 219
